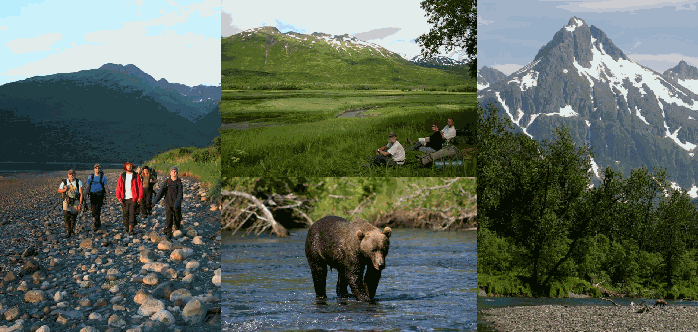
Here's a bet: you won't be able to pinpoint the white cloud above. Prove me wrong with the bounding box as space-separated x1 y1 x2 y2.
221 11 241 37
5 33 64 54
0 26 8 30
492 63 523 76
632 41 641 49
550 0 697 12
167 0 178 6
627 53 698 72
188 0 219 17
478 15 495 25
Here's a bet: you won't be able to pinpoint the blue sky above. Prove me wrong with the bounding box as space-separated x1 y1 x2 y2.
479 0 698 75
221 0 466 61
0 0 220 86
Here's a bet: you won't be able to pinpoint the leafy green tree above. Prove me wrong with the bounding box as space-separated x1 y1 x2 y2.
416 0 476 78
657 190 698 287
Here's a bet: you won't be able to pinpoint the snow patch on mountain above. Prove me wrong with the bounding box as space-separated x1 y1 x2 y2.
509 70 539 91
546 105 578 118
590 157 601 178
689 184 698 198
573 35 698 112
678 78 698 93
565 18 584 32
664 121 697 151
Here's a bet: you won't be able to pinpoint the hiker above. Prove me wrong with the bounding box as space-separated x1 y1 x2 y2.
363 131 405 167
57 169 83 238
139 166 157 217
442 118 457 141
116 162 143 235
86 164 110 231
154 166 184 239
406 122 444 153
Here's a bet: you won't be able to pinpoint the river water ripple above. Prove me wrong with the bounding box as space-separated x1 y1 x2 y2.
222 228 477 331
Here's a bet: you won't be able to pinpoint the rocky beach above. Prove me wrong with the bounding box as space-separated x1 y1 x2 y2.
480 304 698 332
0 170 221 331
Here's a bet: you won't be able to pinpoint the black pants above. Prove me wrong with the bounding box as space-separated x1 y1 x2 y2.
140 190 153 217
121 199 137 230
89 192 105 228
165 205 182 235
372 153 398 166
63 211 77 235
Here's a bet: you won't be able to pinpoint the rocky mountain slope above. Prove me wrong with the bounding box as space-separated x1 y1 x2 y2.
477 66 507 90
478 17 698 191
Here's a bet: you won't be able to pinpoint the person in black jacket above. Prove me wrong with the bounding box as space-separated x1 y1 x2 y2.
154 166 184 239
406 122 444 153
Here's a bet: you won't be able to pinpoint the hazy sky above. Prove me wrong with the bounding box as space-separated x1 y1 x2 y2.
221 0 465 61
479 0 698 75
0 0 220 86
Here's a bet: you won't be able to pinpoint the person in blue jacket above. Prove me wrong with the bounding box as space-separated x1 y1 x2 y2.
154 166 184 239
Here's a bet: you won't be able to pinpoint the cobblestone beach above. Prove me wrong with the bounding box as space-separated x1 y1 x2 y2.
0 170 221 331
480 304 698 332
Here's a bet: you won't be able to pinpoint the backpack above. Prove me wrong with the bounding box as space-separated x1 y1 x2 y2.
61 178 81 203
87 172 106 194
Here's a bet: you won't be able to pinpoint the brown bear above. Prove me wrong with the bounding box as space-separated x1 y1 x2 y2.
305 215 392 302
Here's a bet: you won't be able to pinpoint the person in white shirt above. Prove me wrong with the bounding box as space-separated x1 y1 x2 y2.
57 169 83 238
442 118 457 141
364 132 405 167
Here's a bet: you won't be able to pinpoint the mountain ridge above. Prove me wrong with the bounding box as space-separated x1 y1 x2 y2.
478 17 698 192
221 27 475 90
0 64 219 163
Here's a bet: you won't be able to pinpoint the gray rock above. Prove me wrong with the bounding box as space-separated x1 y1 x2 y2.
138 297 165 316
24 290 46 303
182 299 205 325
151 309 176 324
169 289 192 303
108 313 126 327
143 273 159 286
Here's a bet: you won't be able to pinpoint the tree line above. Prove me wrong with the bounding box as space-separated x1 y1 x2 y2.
478 103 698 299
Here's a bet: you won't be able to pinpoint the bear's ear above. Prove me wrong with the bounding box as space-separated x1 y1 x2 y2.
383 227 392 238
356 230 365 241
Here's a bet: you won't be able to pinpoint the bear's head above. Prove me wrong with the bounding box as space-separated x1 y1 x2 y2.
356 227 392 270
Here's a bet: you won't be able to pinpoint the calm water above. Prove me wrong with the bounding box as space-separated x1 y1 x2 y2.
222 228 477 331
477 297 698 331
0 162 126 175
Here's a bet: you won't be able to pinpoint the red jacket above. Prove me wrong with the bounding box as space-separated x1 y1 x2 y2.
116 172 143 202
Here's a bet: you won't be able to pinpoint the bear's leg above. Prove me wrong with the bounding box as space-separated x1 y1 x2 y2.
347 267 370 302
308 259 328 301
336 268 350 298
364 266 382 300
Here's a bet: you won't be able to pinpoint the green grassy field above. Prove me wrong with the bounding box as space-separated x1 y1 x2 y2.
222 90 476 176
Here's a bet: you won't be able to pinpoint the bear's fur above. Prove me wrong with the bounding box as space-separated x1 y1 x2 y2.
305 215 392 302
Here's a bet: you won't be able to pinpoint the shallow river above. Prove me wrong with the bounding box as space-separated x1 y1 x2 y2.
222 228 477 331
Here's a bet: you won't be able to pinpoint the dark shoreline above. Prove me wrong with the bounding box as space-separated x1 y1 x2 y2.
479 304 698 332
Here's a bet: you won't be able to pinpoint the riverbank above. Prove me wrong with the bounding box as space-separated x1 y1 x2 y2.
0 170 221 330
480 304 698 332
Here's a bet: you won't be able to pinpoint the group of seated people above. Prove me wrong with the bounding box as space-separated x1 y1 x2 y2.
363 118 457 167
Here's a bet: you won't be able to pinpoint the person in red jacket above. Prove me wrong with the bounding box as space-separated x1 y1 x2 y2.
116 162 143 235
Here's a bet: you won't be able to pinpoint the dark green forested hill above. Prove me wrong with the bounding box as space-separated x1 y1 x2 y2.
0 67 219 163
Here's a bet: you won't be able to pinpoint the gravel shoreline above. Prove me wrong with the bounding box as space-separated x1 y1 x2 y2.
480 304 698 332
0 169 221 331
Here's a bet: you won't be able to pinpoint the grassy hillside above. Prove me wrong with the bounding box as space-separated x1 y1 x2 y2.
144 139 221 200
222 27 474 91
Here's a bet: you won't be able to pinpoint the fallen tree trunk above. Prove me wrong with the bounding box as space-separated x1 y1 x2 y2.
221 190 289 237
